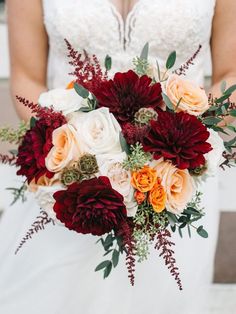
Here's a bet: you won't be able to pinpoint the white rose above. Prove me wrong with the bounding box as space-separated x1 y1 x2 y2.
38 88 84 115
34 185 65 224
194 129 225 186
69 107 122 155
97 153 138 217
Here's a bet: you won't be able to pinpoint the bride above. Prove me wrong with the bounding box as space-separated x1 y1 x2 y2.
1 0 236 313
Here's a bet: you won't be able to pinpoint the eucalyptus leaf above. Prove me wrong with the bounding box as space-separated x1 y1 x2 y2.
202 116 222 126
119 132 131 154
156 60 161 82
197 226 208 238
187 225 191 238
9 149 18 156
167 211 178 224
112 249 120 268
178 227 183 238
215 94 230 104
166 51 176 69
74 83 89 99
225 84 236 95
104 261 113 279
162 93 174 111
105 55 112 71
30 117 37 128
229 109 236 117
95 260 111 272
140 42 149 60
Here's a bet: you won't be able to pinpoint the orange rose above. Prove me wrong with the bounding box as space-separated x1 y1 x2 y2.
148 179 166 213
45 124 83 173
66 81 75 89
166 74 209 116
134 191 146 205
131 166 157 193
151 159 194 214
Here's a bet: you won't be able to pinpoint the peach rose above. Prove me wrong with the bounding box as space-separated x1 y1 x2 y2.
148 179 166 213
131 166 157 193
166 74 209 116
135 191 146 205
45 124 83 173
29 174 60 193
152 159 194 214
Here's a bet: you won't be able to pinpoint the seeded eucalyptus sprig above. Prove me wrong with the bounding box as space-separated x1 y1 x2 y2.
122 143 151 171
0 121 29 144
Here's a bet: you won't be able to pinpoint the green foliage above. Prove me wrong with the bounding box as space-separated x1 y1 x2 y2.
74 83 89 99
133 57 149 76
162 93 174 111
166 192 208 239
95 232 123 279
133 202 168 262
6 182 27 206
104 55 112 71
140 42 149 61
166 51 177 69
122 143 151 171
0 121 29 144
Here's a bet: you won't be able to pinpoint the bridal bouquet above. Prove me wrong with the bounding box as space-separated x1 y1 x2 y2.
1 43 236 289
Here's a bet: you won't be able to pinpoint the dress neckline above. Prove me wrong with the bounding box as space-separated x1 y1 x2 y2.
106 0 141 26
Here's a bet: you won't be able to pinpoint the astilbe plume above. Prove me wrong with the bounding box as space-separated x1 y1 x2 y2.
122 123 150 145
0 153 16 165
15 211 55 255
174 45 202 76
65 39 108 93
155 229 183 290
16 96 67 125
117 220 136 285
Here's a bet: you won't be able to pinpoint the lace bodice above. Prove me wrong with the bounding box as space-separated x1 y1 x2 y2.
42 0 216 88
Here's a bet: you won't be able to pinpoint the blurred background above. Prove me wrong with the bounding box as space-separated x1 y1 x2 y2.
0 1 236 312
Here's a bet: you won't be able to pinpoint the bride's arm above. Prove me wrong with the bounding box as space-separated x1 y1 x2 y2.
7 0 48 122
211 0 236 126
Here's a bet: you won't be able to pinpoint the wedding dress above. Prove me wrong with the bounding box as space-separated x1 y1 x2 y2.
0 1 218 313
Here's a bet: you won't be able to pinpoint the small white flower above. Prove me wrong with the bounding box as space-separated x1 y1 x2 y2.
38 88 84 115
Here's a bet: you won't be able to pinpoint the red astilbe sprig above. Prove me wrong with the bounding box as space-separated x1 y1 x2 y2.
15 211 55 255
16 96 67 125
0 153 16 165
174 45 202 76
155 229 183 290
117 219 136 286
65 39 108 93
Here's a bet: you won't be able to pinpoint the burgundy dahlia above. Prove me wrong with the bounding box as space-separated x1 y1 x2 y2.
53 176 127 236
93 70 163 124
142 111 212 169
16 115 66 183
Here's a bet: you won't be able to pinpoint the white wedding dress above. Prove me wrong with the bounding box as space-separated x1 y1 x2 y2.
0 1 219 313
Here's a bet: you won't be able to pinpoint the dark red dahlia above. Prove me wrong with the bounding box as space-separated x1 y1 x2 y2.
16 115 66 183
142 111 212 169
53 176 127 236
92 70 163 124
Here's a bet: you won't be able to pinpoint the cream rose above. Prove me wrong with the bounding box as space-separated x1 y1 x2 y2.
45 124 83 173
38 88 85 115
194 129 225 186
97 153 138 217
166 74 209 116
69 107 122 155
152 159 195 214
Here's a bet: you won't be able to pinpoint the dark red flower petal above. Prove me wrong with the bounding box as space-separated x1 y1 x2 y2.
53 177 127 236
142 111 212 169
